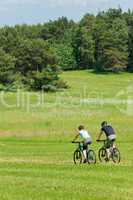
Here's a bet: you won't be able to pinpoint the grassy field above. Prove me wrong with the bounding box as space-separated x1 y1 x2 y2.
0 70 133 200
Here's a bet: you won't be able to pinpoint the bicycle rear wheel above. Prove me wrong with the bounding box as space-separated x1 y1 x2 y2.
112 148 121 163
87 150 96 164
98 148 108 162
73 150 82 164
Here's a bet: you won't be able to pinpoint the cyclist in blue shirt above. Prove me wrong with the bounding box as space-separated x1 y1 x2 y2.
97 121 116 148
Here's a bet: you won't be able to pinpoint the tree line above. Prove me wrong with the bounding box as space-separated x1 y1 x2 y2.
0 8 133 91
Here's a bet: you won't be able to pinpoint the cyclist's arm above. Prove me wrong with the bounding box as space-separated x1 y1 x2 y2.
73 133 80 142
97 131 103 141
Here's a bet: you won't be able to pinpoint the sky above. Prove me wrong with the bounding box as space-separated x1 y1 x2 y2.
0 0 133 26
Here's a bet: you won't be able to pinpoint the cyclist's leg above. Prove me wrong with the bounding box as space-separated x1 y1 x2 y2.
108 135 116 148
110 139 116 154
105 139 111 159
104 139 110 148
83 142 87 161
83 140 91 162
107 139 116 159
112 139 116 148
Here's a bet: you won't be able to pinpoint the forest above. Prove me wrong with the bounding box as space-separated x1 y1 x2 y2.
0 8 133 91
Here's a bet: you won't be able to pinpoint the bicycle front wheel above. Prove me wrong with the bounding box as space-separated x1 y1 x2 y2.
112 148 121 163
87 150 96 164
98 148 108 162
73 150 82 164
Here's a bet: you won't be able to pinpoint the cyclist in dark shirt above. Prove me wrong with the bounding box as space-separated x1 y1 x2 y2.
97 121 116 148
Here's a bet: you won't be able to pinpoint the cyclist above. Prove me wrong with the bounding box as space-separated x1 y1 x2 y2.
97 121 116 158
72 125 92 163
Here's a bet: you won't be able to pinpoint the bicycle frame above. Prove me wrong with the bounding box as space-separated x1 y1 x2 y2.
97 140 120 162
72 141 84 152
97 139 114 149
72 141 96 164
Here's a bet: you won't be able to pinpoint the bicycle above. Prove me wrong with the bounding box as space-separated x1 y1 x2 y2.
97 140 121 163
72 141 96 164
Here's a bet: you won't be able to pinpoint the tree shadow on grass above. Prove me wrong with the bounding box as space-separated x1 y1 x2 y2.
90 69 125 76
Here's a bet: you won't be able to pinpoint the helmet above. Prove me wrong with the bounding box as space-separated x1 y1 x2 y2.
101 121 107 127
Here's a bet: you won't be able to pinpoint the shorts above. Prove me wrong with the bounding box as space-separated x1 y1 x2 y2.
83 139 92 150
108 134 116 141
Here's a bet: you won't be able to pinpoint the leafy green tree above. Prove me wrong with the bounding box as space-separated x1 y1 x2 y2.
72 26 95 69
0 8 133 92
40 17 75 42
53 43 76 70
72 14 95 69
14 24 42 39
14 39 50 75
80 14 96 30
0 26 21 54
13 39 65 91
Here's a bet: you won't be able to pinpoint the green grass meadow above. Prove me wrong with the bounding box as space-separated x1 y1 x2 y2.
0 70 133 200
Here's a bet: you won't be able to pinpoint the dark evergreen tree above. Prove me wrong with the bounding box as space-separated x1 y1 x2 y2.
128 18 133 72
0 48 15 86
94 9 128 72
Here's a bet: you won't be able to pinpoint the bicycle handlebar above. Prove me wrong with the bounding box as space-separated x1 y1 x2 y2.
96 140 106 142
72 141 82 144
